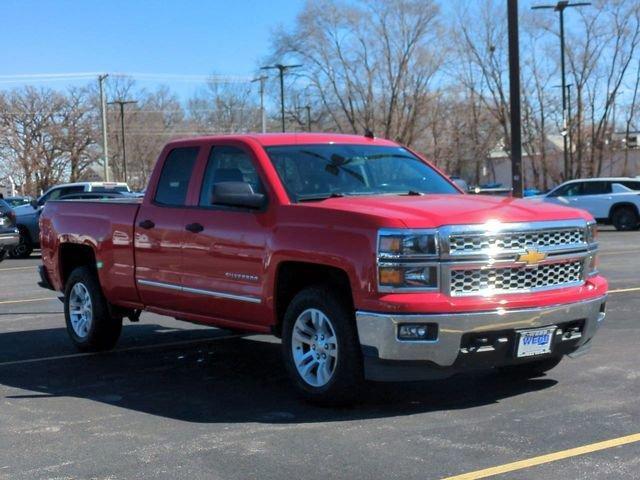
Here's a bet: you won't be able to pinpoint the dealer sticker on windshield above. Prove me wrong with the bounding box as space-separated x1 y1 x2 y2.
516 327 556 358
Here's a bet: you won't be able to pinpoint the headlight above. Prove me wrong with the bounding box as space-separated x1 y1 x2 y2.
378 229 439 291
584 222 599 276
586 222 598 244
378 230 438 258
379 265 438 289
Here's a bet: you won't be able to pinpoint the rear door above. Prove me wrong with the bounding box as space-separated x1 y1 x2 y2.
179 142 272 326
578 181 612 218
134 146 200 311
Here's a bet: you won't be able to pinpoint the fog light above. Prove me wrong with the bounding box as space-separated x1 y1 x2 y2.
398 323 437 341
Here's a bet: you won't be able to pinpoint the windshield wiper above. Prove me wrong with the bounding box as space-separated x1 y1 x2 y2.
297 192 345 202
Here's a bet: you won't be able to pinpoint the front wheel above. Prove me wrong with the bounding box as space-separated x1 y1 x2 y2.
497 356 563 379
64 266 122 352
282 286 363 405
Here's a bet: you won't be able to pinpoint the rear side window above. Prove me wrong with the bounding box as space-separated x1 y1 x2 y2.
582 181 611 195
154 147 199 206
621 181 640 191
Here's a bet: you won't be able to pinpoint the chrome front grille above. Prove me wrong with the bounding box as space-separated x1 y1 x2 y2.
439 220 596 296
449 228 585 255
450 260 584 296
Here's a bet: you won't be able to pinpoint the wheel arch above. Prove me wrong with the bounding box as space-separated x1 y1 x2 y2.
58 243 98 287
273 261 354 337
608 202 640 221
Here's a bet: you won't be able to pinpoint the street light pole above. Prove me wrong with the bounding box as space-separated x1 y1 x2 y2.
98 74 110 181
305 105 311 132
507 0 523 198
251 75 268 133
261 64 302 133
107 100 137 184
532 1 591 181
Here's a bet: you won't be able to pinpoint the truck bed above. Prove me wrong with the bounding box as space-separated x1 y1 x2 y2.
40 199 142 306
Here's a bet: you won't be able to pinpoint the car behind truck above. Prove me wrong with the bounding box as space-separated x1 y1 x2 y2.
39 133 608 403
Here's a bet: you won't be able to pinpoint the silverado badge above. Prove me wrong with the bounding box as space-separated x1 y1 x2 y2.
517 248 547 266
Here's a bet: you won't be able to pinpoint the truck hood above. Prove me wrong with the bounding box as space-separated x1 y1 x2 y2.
303 194 592 228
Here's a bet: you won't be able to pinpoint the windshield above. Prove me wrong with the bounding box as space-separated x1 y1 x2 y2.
266 144 459 202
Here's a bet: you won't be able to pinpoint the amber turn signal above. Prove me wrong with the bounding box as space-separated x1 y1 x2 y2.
379 267 403 286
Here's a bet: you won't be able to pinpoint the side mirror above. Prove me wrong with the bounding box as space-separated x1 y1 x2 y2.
30 199 39 209
211 182 265 209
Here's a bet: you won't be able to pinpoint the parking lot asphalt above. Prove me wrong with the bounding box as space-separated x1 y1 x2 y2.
0 227 638 480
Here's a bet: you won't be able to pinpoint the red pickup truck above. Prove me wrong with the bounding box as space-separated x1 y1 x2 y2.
39 133 607 403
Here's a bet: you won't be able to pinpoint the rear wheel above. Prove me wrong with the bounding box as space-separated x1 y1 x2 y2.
64 266 122 352
498 356 562 378
282 285 363 405
9 230 33 259
611 206 639 231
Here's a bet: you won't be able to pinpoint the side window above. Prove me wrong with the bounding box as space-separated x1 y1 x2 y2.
551 183 581 197
582 181 610 195
199 146 264 207
46 188 63 202
154 147 199 206
59 186 85 199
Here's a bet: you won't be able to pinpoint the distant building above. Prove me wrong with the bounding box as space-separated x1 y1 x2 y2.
485 134 639 190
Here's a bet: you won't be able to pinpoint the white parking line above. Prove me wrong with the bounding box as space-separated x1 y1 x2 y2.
609 286 640 294
0 266 37 272
0 334 243 367
0 297 58 305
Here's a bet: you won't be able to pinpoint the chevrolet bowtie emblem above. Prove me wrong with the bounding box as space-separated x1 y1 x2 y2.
517 249 547 266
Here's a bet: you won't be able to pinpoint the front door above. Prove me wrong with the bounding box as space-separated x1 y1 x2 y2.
134 146 200 311
180 143 272 327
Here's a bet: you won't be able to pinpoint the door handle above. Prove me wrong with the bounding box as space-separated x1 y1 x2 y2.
185 222 204 233
138 219 155 229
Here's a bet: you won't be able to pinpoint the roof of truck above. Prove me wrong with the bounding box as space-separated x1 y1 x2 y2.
170 132 400 147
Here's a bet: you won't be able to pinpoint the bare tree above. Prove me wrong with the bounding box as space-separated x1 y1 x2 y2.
271 0 443 145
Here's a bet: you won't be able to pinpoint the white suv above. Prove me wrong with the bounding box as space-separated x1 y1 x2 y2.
531 178 640 231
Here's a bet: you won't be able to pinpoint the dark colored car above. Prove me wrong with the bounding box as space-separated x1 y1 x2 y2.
0 200 19 262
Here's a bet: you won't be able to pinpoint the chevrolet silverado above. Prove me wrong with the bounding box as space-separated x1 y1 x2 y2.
39 133 608 403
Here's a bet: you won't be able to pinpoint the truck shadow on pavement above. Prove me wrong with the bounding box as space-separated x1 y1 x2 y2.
0 324 557 424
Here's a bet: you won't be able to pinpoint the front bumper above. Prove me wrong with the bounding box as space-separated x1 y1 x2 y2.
0 230 19 249
356 295 607 381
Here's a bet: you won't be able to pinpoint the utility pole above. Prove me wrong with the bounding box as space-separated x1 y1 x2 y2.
305 105 311 132
567 84 573 176
507 0 523 198
252 75 268 133
554 83 574 176
532 1 591 181
107 100 137 184
98 74 110 181
261 64 302 132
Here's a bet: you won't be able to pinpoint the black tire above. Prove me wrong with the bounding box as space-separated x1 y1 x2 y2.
9 229 33 259
611 206 639 231
0 249 6 262
64 266 122 352
498 356 563 379
282 285 364 405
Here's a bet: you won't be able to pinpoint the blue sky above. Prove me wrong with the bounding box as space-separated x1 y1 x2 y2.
1 0 304 95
